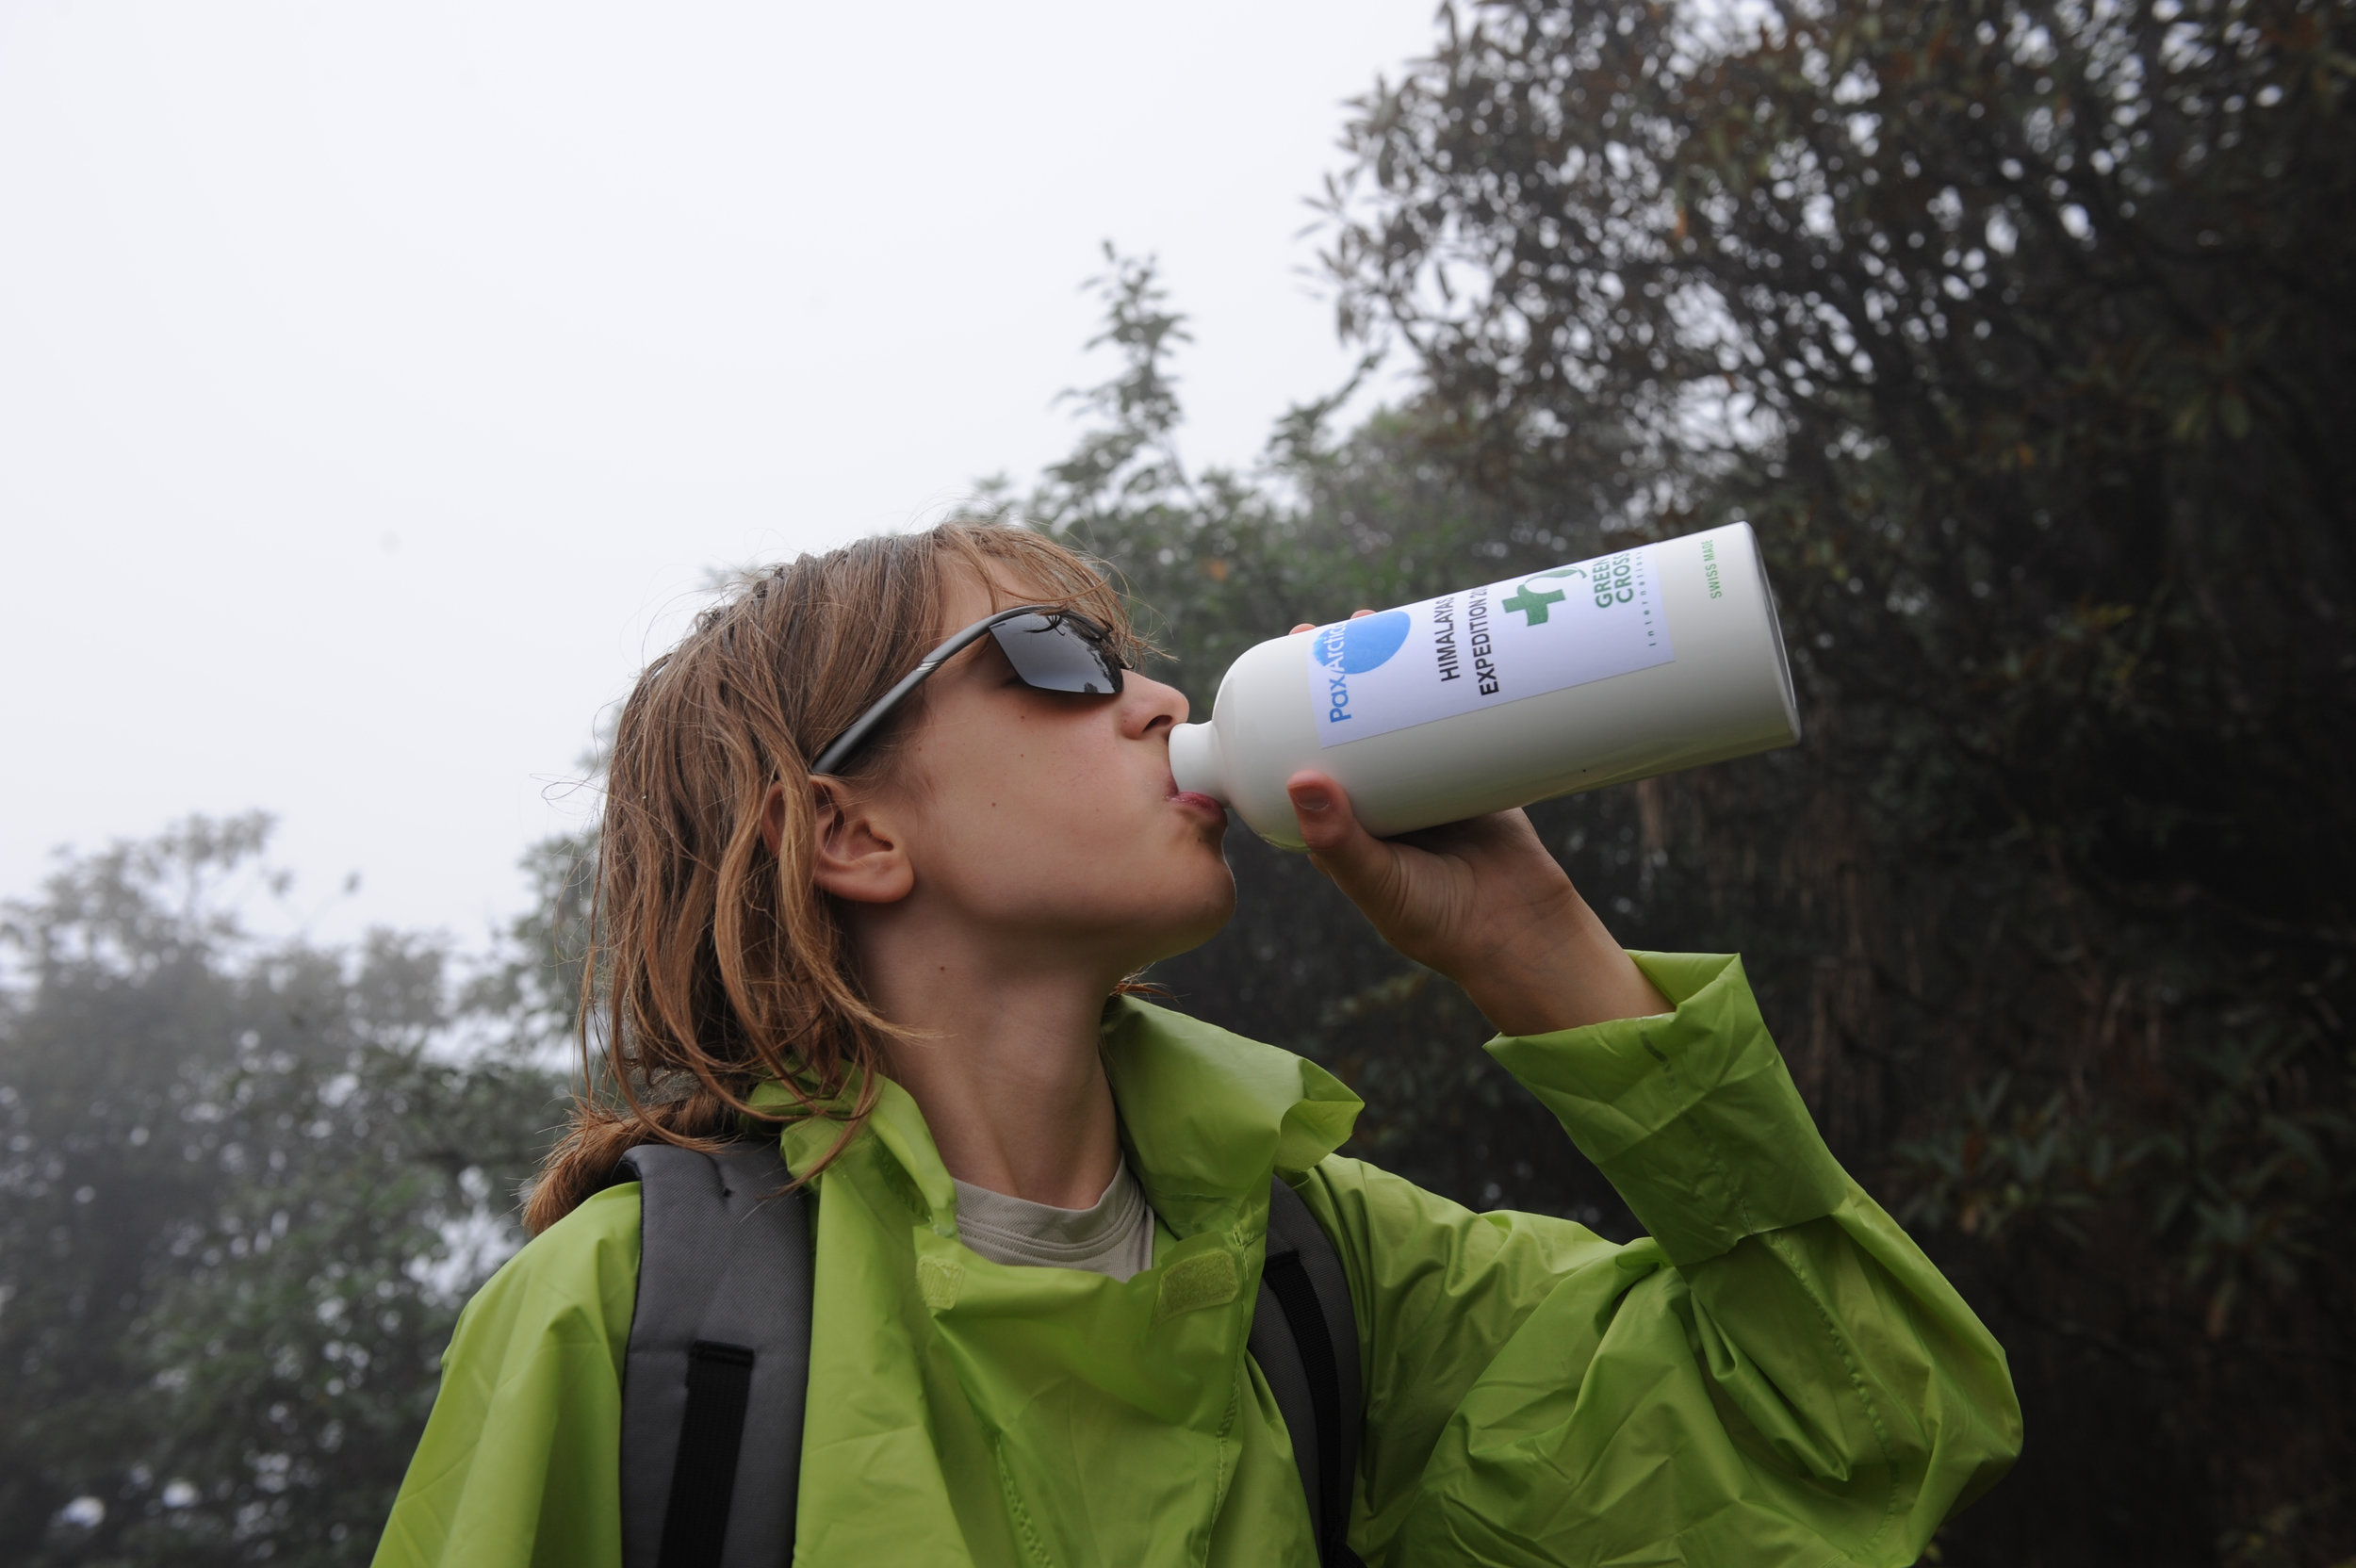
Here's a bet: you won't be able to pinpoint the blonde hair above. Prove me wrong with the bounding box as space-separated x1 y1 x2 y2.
525 521 1144 1233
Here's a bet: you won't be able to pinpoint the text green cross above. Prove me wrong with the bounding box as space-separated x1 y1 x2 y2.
1500 582 1568 626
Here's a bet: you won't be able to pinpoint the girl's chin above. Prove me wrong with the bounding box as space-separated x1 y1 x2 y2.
1088 880 1236 972
986 852 1234 961
1160 874 1239 957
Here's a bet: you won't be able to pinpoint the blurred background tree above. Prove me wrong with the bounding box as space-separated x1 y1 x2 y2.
0 819 562 1565
5 0 2349 1560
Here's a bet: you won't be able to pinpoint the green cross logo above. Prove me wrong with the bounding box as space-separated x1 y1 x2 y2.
1500 582 1567 626
1499 564 1588 627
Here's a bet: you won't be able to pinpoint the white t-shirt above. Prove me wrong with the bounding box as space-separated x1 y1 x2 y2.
951 1157 1160 1282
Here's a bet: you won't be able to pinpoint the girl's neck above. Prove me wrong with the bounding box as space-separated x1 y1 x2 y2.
862 931 1125 1211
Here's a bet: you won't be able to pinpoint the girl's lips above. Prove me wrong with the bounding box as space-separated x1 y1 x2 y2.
1170 789 1226 820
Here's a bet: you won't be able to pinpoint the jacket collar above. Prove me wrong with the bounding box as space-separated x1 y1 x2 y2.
1099 997 1361 1238
761 997 1363 1243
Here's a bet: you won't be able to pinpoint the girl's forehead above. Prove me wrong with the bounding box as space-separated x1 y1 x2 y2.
941 567 1058 629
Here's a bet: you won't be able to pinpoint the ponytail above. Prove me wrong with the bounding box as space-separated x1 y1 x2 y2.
524 1086 742 1233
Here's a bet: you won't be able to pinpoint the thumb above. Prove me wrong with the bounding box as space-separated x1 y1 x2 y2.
1286 773 1394 901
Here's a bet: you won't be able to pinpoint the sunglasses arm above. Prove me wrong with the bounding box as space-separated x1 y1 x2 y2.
806 605 1063 778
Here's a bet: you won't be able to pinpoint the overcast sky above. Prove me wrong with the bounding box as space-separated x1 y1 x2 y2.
0 1 1439 947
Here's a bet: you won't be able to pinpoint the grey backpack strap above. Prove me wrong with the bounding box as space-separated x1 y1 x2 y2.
614 1140 813 1568
1248 1175 1366 1568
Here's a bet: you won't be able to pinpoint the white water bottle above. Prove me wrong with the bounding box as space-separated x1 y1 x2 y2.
1167 521 1801 850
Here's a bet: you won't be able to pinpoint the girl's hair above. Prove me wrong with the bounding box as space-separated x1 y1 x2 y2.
525 520 1146 1234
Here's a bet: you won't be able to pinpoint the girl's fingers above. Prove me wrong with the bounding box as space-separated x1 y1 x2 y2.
1285 773 1394 903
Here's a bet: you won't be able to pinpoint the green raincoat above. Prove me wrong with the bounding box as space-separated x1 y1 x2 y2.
374 953 2020 1566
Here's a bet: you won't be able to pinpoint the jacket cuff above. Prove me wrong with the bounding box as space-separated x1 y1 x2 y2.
1483 952 1850 1266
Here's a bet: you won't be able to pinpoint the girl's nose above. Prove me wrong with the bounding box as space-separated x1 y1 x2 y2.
1121 673 1190 736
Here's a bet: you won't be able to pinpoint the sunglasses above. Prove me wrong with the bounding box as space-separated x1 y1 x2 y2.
809 606 1128 776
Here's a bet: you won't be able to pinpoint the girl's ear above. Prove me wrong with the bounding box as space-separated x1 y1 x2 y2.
805 778 915 906
759 782 791 855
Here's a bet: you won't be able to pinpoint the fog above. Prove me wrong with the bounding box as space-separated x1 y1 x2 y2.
0 0 1435 942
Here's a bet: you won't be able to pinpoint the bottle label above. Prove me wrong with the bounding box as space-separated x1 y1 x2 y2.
1305 543 1675 746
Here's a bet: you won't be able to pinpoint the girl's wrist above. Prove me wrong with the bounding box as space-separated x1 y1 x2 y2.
1452 906 1670 1036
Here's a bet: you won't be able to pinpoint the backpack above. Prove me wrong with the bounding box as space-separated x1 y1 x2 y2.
611 1139 1366 1568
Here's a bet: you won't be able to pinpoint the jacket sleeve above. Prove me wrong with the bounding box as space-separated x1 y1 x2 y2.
1294 952 2021 1568
369 1184 640 1568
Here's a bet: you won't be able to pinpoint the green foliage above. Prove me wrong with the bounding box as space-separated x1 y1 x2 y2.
1894 1072 2121 1242
463 828 598 1052
2139 1015 2353 1338
0 819 562 1564
1030 243 1201 526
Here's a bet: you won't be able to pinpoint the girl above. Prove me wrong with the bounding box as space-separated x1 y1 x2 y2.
375 522 2019 1567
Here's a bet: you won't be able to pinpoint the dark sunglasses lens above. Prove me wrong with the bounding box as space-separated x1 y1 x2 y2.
990 614 1124 694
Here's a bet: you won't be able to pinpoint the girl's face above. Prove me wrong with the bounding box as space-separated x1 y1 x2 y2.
851 570 1235 978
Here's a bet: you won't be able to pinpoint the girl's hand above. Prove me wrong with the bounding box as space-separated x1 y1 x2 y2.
1284 612 1669 1035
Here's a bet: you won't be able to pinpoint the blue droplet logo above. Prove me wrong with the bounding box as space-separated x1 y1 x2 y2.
1317 609 1412 674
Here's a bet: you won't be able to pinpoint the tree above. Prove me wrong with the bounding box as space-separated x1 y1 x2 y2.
0 819 561 1565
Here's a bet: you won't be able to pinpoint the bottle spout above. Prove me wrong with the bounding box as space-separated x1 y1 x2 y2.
1167 722 1228 803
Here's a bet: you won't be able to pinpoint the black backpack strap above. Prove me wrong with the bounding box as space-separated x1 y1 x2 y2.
1249 1175 1366 1568
614 1140 813 1568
